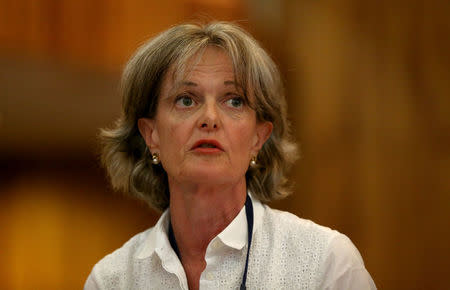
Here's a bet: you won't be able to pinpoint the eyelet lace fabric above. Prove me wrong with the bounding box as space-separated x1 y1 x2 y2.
85 201 375 290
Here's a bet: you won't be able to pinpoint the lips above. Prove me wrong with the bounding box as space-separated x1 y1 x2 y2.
191 139 224 151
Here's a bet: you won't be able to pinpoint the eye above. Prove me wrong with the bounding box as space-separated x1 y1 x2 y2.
225 96 244 108
175 95 195 108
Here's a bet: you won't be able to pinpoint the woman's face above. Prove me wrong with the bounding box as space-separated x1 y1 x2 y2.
138 47 272 186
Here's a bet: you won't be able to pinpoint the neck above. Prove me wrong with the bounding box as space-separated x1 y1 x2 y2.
168 177 247 259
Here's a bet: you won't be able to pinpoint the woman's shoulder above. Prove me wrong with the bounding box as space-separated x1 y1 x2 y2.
261 205 365 258
260 204 341 244
257 205 376 289
84 227 155 289
97 227 152 263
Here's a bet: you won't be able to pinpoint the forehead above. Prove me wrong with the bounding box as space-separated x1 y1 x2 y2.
174 47 234 83
188 47 232 69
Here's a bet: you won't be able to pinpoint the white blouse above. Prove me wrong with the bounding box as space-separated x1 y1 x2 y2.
85 196 376 289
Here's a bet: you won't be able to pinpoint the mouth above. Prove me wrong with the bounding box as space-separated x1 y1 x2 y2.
191 139 224 152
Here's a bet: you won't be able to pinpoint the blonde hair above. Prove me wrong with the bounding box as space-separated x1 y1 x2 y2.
100 22 298 212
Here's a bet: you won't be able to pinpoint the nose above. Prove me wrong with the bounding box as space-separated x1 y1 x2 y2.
198 102 219 130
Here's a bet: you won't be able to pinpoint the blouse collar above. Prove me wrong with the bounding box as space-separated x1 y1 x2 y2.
136 193 264 260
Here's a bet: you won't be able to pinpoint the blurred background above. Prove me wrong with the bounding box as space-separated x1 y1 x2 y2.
1 0 449 289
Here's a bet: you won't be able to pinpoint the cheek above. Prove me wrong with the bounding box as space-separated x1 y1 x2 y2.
158 125 188 172
158 118 192 153
229 122 257 153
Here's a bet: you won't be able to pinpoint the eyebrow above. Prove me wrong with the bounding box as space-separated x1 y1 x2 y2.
166 79 245 98
179 80 237 87
180 81 197 87
224 80 238 87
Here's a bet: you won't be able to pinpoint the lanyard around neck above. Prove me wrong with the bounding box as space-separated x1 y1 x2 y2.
168 194 254 289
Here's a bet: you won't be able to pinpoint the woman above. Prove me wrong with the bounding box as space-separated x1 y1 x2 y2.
85 22 376 289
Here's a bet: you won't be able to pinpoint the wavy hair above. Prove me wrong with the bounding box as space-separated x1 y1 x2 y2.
100 22 298 212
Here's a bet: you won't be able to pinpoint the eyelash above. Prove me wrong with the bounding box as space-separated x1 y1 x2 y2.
173 93 246 109
175 94 196 107
224 95 245 108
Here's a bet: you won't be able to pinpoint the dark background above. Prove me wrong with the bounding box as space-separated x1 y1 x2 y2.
1 0 449 289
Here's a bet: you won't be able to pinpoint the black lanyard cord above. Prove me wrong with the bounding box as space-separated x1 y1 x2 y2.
240 194 254 290
168 194 254 289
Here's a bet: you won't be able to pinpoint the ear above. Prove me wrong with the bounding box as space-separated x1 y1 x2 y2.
252 121 273 154
137 118 160 151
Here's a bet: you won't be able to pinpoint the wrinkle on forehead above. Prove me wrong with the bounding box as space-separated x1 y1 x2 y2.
163 46 251 104
174 46 230 79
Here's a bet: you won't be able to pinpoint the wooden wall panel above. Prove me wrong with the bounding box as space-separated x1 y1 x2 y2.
0 163 159 289
0 0 187 71
265 0 450 289
2 0 449 289
0 0 245 71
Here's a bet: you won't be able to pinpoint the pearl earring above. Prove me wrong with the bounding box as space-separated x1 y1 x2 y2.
250 156 257 168
152 152 160 165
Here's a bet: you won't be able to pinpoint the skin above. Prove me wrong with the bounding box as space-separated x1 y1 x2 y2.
138 46 272 290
